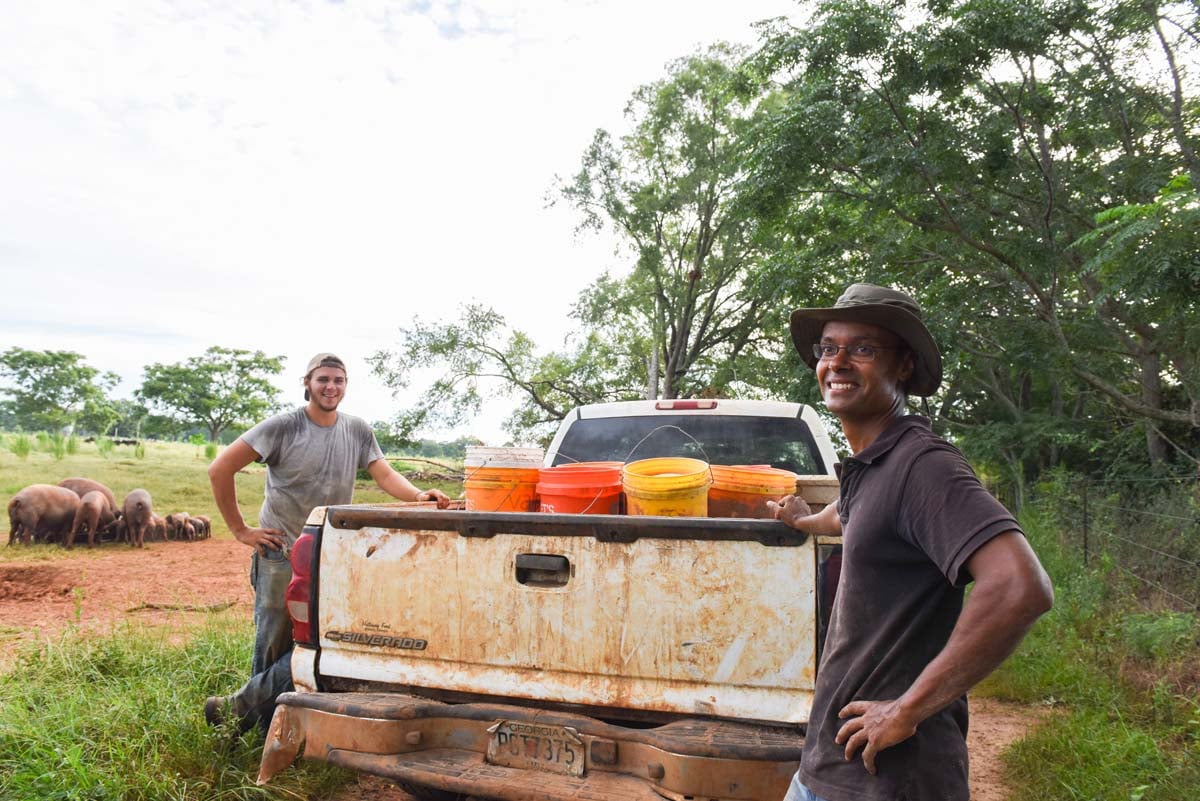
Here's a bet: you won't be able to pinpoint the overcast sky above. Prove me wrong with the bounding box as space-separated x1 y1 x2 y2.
0 0 798 444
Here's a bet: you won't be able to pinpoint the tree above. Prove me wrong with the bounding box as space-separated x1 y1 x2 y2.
0 348 117 432
138 347 285 441
746 0 1200 487
370 304 645 446
558 44 785 399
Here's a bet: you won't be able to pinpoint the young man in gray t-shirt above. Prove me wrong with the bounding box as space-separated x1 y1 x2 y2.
205 352 450 731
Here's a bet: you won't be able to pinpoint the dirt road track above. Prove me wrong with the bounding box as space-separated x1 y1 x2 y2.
0 539 1041 800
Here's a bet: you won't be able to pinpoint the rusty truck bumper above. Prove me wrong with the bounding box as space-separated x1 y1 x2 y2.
258 691 802 801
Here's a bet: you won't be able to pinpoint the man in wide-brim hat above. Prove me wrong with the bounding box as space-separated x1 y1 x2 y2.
770 283 1053 801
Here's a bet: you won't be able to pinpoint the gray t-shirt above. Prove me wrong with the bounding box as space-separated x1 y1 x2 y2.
241 407 384 543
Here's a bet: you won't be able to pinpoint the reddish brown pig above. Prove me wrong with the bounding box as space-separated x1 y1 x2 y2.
122 489 154 548
164 512 191 540
7 484 80 545
191 515 211 539
57 478 118 518
150 514 167 542
66 491 116 548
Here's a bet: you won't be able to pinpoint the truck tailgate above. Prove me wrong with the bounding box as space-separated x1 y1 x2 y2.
315 509 816 724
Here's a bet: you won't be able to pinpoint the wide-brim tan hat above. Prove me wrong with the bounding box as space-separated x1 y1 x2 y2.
789 283 943 396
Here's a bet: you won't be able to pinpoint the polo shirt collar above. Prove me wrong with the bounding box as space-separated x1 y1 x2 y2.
847 415 930 465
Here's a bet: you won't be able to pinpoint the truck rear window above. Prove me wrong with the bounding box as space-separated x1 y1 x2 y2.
551 414 827 474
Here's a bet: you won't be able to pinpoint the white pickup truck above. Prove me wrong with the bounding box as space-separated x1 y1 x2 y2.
256 399 842 801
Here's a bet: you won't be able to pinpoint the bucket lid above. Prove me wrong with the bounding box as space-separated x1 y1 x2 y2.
464 446 545 468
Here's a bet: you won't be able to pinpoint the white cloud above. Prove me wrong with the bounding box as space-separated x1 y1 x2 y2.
0 0 797 443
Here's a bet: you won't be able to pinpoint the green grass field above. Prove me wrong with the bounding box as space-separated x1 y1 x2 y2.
0 433 464 542
0 434 463 800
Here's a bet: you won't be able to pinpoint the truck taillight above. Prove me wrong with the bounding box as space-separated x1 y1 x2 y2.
287 529 318 645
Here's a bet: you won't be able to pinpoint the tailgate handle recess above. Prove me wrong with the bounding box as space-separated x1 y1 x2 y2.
515 553 571 587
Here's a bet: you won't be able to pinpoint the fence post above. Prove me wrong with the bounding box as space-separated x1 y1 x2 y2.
1081 479 1089 567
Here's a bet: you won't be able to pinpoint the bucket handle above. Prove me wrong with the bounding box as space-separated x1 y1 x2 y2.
623 424 716 483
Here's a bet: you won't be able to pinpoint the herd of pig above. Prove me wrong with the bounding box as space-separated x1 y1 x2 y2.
6 478 211 549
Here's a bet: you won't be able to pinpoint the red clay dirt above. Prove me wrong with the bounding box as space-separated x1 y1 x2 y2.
0 540 1042 801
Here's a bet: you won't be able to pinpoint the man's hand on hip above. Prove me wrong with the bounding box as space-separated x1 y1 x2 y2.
233 525 287 556
835 699 919 775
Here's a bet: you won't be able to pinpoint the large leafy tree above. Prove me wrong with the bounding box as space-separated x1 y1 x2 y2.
0 348 118 432
559 44 785 399
370 304 645 446
746 0 1200 491
138 347 285 441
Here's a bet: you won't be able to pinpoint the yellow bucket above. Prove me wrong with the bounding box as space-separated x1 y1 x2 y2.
622 457 711 517
708 465 799 519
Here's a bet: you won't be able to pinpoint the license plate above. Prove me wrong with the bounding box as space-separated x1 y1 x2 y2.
485 720 585 777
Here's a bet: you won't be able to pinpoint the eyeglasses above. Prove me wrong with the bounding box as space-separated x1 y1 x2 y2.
812 343 896 362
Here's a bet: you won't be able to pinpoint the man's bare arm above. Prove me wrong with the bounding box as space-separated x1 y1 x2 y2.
366 459 451 508
768 495 842 535
207 439 286 554
835 530 1053 774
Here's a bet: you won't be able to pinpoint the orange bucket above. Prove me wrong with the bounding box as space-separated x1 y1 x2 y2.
464 466 541 512
708 465 799 519
537 462 624 514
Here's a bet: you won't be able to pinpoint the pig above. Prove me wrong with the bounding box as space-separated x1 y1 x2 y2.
122 489 154 548
164 512 191 540
149 513 167 542
57 478 118 518
189 515 211 539
66 490 116 549
7 484 80 546
107 517 128 544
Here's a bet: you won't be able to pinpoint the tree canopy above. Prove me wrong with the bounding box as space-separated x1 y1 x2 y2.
0 348 118 433
138 347 285 441
743 0 1199 491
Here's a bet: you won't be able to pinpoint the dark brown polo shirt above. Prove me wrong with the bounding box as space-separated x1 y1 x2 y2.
799 416 1021 801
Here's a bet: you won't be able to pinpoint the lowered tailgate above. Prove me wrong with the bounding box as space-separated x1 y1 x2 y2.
314 508 817 724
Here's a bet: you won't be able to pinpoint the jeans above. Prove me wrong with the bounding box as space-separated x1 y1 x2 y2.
230 549 295 729
782 772 834 801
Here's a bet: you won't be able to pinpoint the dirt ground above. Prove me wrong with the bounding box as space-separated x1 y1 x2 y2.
0 539 1043 801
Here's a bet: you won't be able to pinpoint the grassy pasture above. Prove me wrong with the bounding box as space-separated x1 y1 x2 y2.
0 433 462 799
0 433 463 543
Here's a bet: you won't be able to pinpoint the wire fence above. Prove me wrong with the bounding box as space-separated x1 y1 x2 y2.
1025 474 1200 611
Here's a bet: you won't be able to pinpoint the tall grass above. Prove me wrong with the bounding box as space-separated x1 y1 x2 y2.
49 432 67 461
7 434 31 461
980 480 1200 801
0 618 351 800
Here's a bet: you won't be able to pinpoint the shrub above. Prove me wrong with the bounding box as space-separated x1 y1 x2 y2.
96 436 114 458
48 432 66 461
8 434 31 460
66 434 78 456
204 442 218 460
134 443 146 459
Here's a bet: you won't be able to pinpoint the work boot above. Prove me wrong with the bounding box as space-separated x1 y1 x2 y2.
204 695 255 734
204 696 230 728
